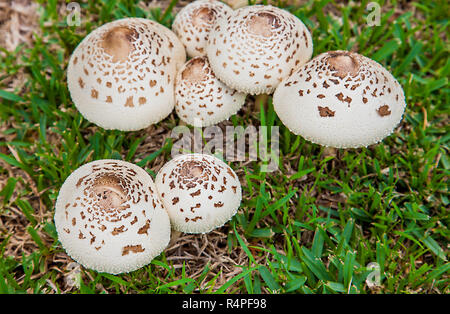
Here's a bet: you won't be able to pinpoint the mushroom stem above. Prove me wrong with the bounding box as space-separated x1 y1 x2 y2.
322 146 337 158
169 229 182 247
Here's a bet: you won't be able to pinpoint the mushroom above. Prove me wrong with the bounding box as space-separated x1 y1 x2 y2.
273 50 407 148
175 56 246 127
54 159 171 274
172 0 233 58
155 153 242 234
205 5 313 95
67 18 186 131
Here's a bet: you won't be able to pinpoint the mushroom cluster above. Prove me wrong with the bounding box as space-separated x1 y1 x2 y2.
55 155 242 274
67 1 316 128
171 2 314 125
59 0 408 275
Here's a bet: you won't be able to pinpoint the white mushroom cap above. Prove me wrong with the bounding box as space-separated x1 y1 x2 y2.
54 159 171 274
175 56 246 127
67 18 186 131
155 154 242 234
273 50 407 148
172 0 233 58
205 5 313 95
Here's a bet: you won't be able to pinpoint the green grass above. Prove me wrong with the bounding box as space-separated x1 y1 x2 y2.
0 0 449 294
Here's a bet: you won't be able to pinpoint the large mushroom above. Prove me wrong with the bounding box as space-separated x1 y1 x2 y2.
175 56 246 127
67 18 186 131
155 153 242 234
273 50 407 148
54 159 171 274
205 5 313 95
172 0 233 58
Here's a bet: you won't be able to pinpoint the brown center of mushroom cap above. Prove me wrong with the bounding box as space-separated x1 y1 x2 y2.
91 175 126 210
326 52 360 79
192 7 215 26
247 12 281 37
99 26 138 63
181 57 208 83
179 161 204 178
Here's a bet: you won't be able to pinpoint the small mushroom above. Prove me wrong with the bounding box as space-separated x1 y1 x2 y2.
175 56 246 127
273 50 407 148
155 153 242 234
205 5 313 95
172 0 233 58
54 159 171 274
67 18 186 131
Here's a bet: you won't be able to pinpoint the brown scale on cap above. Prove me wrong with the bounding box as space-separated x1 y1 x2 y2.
91 174 127 211
99 26 138 63
192 7 216 26
181 57 208 83
326 51 360 79
247 12 281 37
179 161 205 178
122 244 145 256
318 106 335 117
377 105 391 117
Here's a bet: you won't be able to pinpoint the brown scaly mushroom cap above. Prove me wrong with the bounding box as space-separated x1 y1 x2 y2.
175 56 246 127
155 154 242 234
273 50 407 148
172 0 233 58
67 18 186 131
54 159 171 274
205 5 313 95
